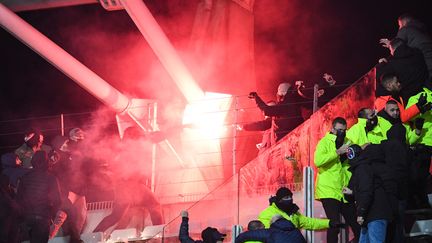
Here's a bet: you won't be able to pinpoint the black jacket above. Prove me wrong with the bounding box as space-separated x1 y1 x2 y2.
179 217 203 243
254 90 303 141
235 219 306 243
397 20 432 77
16 153 61 219
376 44 428 102
349 145 396 224
380 123 411 200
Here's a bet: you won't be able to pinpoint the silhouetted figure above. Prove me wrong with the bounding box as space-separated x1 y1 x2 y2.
376 38 428 103
381 14 432 78
0 174 20 243
248 82 304 141
347 144 398 243
1 152 30 189
179 210 226 243
17 151 61 243
92 177 163 235
49 136 83 242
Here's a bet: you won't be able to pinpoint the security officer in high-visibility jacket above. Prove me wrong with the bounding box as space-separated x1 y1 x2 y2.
406 87 432 208
314 117 360 243
381 74 432 209
258 187 342 233
346 108 387 147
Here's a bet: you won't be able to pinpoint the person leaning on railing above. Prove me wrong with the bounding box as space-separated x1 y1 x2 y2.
248 82 304 142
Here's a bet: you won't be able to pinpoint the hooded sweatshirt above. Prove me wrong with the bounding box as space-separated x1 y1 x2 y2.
397 19 432 77
348 145 396 223
380 124 410 199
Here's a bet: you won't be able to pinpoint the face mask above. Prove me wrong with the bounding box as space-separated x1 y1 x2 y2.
334 129 345 149
366 116 378 131
276 198 297 215
336 130 346 138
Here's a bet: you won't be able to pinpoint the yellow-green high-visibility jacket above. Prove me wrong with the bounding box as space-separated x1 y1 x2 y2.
406 87 432 146
346 118 387 146
377 116 420 145
314 132 350 201
258 203 329 230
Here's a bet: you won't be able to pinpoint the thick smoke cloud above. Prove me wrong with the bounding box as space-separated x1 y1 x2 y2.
1 0 432 202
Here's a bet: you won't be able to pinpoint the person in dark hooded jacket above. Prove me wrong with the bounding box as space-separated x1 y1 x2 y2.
17 150 62 243
248 83 304 141
381 123 412 243
376 38 428 103
48 136 84 242
235 215 306 243
380 14 432 79
347 143 397 243
92 176 164 235
179 210 226 243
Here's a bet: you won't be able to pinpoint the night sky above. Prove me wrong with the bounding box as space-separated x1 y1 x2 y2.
0 0 431 152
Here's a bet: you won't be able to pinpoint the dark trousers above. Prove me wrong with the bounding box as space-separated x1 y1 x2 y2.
93 203 129 233
322 198 360 243
23 216 50 243
58 197 86 242
93 202 164 233
0 213 20 243
386 200 407 243
409 145 432 209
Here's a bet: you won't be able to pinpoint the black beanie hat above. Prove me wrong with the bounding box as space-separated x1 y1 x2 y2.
276 187 293 200
201 227 226 243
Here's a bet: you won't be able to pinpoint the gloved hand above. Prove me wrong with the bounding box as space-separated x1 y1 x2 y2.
329 220 346 228
269 196 277 205
414 118 425 130
417 93 427 106
416 93 431 113
248 92 258 99
417 103 431 113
